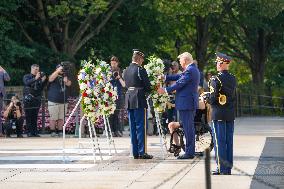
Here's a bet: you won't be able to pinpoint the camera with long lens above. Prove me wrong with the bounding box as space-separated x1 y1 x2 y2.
60 61 71 77
31 71 46 91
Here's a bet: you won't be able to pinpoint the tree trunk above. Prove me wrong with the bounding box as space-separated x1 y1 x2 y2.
250 67 265 85
248 28 269 86
195 16 209 71
36 0 58 52
68 0 125 57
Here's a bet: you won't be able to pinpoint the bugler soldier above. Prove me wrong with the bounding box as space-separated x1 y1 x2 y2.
204 52 237 175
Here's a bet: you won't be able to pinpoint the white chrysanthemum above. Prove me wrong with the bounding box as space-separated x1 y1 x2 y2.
78 73 83 80
98 79 104 85
153 94 159 99
103 93 109 100
84 97 91 104
95 67 102 74
105 82 111 88
88 104 94 110
86 89 92 94
80 83 87 90
93 90 98 96
112 91 117 98
144 55 171 112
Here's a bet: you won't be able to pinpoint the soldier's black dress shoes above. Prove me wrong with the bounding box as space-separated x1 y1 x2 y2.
211 170 231 175
195 152 204 157
177 154 195 159
133 153 153 159
139 153 153 159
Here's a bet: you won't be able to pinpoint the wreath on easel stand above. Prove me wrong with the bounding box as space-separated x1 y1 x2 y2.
78 59 118 161
144 55 169 159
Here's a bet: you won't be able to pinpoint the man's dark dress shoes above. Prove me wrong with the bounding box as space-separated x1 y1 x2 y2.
177 154 195 159
133 153 153 159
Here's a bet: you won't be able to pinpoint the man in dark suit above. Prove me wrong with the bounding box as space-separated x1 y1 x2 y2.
204 52 237 175
124 49 153 159
158 52 200 159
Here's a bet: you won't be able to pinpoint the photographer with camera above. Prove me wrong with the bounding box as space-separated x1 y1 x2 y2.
3 95 24 138
0 66 10 137
23 64 47 137
47 63 71 137
109 56 125 137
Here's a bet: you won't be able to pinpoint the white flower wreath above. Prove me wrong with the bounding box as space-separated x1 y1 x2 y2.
144 55 169 112
93 60 118 116
78 59 118 123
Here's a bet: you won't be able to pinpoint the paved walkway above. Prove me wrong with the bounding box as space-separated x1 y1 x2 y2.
0 117 283 189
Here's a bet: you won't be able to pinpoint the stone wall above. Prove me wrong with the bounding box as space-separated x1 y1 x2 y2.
5 86 24 100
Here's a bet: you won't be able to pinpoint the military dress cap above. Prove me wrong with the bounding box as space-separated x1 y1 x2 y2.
215 52 232 64
133 49 145 58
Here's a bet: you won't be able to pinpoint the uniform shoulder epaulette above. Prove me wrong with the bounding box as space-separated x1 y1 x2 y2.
210 75 218 81
210 75 222 88
209 76 217 93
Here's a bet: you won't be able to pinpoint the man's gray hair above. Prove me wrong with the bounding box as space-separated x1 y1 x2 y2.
178 52 193 62
171 61 179 67
31 64 39 69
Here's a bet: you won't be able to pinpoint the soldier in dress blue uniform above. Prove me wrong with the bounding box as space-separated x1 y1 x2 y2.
204 52 237 175
124 49 153 159
158 52 200 159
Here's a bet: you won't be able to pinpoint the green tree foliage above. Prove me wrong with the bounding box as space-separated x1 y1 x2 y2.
0 0 283 100
0 0 125 86
154 0 234 70
78 0 168 68
222 0 284 86
0 0 34 85
10 0 124 58
265 42 284 97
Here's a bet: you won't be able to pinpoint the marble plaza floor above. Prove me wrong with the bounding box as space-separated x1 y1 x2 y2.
0 117 283 189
